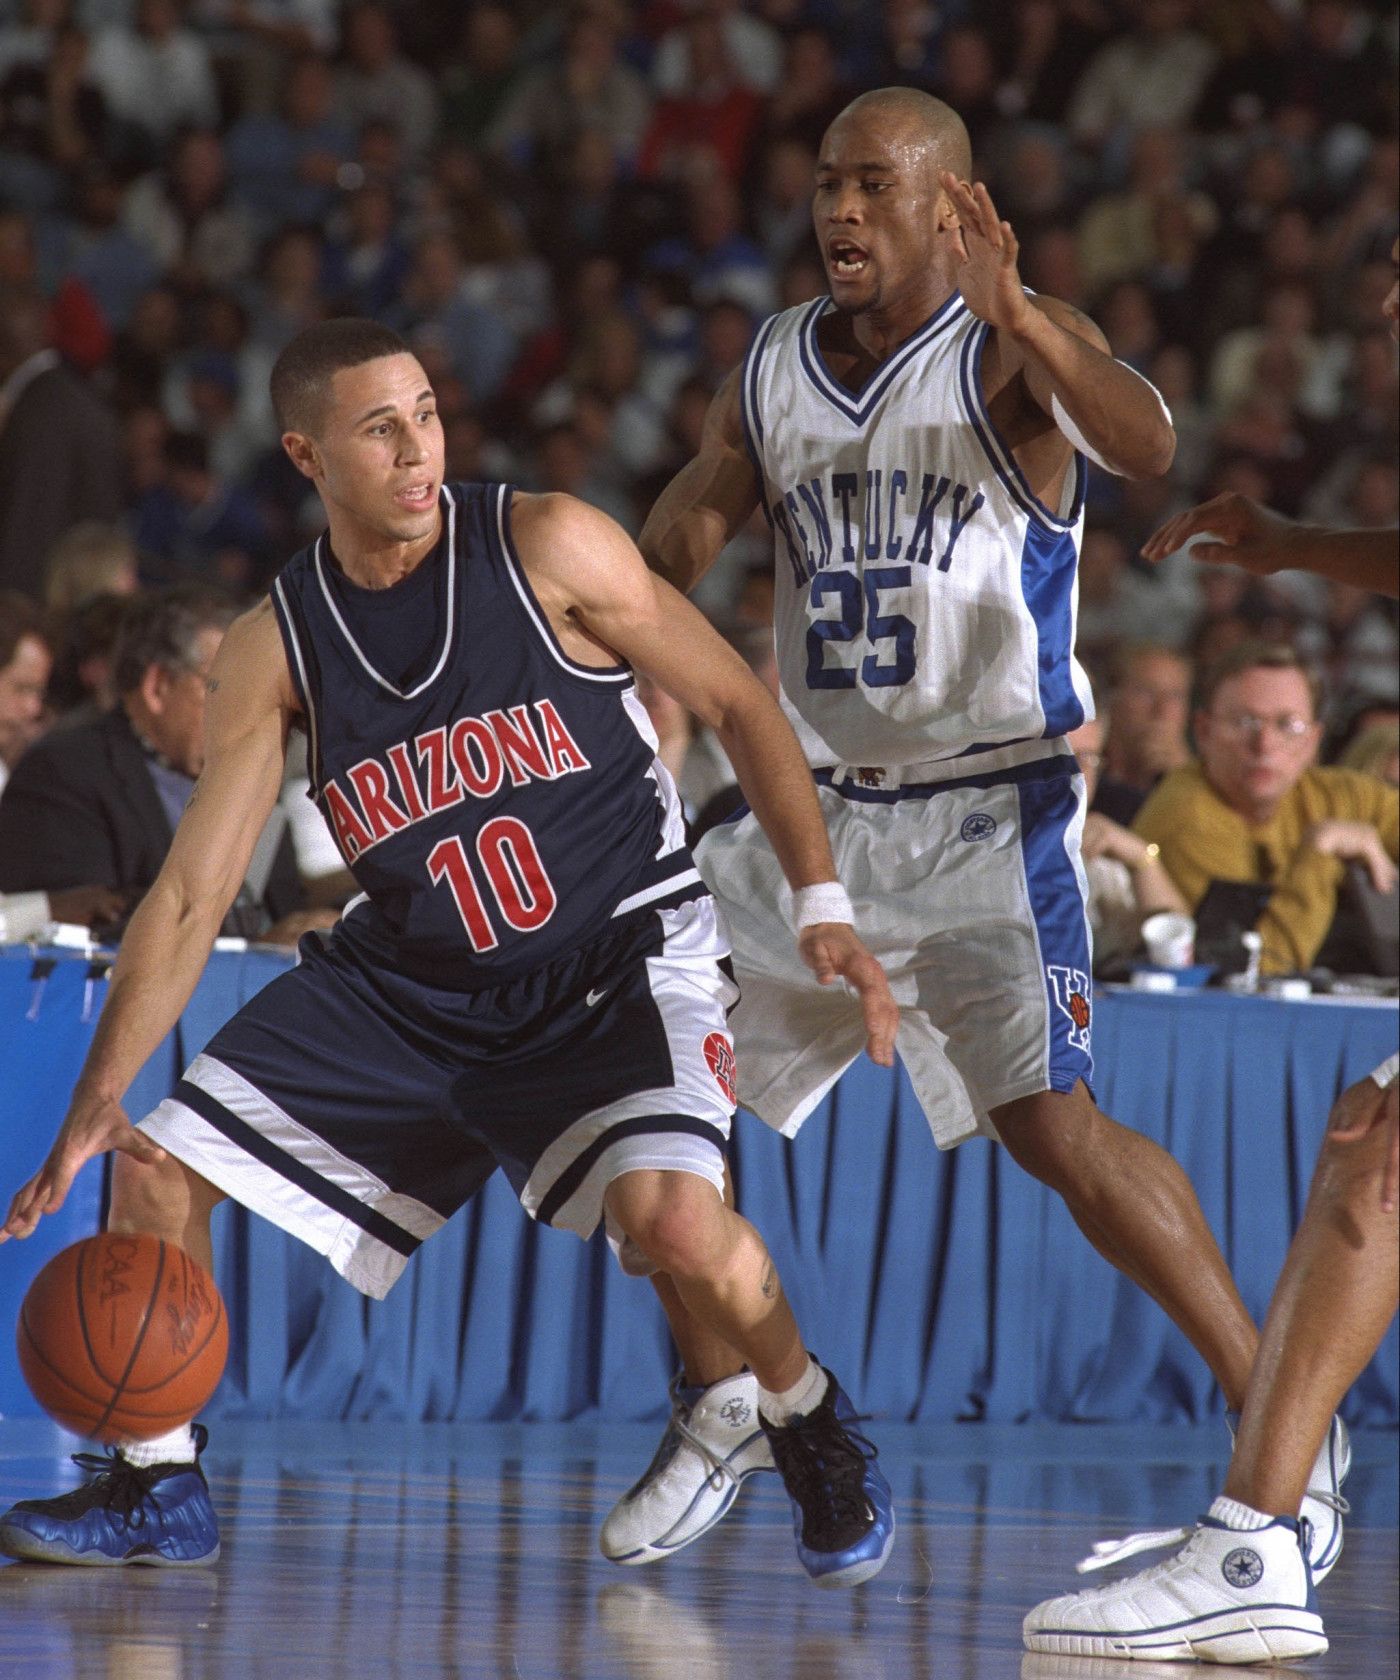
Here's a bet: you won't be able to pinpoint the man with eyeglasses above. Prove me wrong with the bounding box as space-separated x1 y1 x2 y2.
1131 640 1397 977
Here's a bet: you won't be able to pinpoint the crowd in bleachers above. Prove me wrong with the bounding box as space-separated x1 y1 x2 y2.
0 0 1394 965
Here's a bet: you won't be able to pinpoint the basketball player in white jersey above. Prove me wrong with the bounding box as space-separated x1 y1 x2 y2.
598 87 1345 1578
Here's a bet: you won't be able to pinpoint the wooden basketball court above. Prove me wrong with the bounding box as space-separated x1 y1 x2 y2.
1 1420 1395 1678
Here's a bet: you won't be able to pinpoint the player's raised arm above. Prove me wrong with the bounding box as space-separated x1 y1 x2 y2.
2 601 297 1240
638 367 763 595
515 493 898 1068
940 173 1175 481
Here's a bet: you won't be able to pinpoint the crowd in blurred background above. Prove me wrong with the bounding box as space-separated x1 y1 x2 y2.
0 0 1393 963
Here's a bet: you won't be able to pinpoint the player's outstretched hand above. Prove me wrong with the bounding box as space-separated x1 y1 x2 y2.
939 172 1030 335
1327 1072 1400 1214
1 1092 166 1243
798 923 899 1069
1140 492 1303 574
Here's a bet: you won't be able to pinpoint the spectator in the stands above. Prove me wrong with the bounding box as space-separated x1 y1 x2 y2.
332 3 437 163
132 430 272 591
392 231 516 406
42 521 139 616
1066 0 1219 150
1136 641 1399 975
638 13 762 186
0 596 124 930
52 163 161 333
225 52 352 230
1095 642 1193 825
88 0 218 151
0 584 316 944
123 128 256 297
652 0 782 97
440 5 522 149
0 590 48 795
0 283 122 599
1069 706 1190 970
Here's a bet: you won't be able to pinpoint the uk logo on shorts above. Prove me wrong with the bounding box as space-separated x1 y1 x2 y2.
961 812 996 842
1047 965 1092 1052
703 1032 737 1105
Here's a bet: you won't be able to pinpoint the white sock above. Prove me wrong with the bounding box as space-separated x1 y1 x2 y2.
119 1424 197 1467
758 1358 828 1426
1210 1495 1274 1531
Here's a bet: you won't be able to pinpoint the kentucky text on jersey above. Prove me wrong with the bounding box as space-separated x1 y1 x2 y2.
772 469 986 586
320 698 591 863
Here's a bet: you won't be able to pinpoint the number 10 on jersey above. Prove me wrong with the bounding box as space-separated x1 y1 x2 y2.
427 817 558 952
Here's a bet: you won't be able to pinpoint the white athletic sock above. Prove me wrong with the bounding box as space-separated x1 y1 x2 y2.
1210 1495 1275 1531
119 1424 197 1467
758 1358 828 1427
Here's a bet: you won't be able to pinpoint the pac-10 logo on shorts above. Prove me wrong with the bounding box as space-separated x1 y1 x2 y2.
1047 965 1092 1052
703 1032 738 1105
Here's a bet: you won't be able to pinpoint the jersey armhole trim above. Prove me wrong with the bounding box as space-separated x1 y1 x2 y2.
270 575 321 797
492 483 634 686
958 321 1086 534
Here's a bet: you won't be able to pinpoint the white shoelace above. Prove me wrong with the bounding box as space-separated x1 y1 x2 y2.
1077 1526 1194 1573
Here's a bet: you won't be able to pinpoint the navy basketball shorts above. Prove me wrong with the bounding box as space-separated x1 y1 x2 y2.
138 896 739 1298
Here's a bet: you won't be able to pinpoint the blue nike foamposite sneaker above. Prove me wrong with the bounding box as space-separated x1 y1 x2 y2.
0 1424 219 1566
762 1368 895 1589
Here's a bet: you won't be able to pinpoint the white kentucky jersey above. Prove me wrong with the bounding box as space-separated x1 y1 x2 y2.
741 291 1093 777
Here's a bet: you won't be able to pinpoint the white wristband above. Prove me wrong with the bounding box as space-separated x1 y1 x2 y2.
1370 1053 1398 1090
791 881 854 931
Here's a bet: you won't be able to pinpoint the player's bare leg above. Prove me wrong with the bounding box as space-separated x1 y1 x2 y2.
1225 1077 1398 1518
648 1167 746 1389
108 1148 226 1274
0 1148 227 1566
992 1082 1258 1409
603 1169 893 1584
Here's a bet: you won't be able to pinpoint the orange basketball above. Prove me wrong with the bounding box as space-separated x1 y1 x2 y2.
16 1233 228 1443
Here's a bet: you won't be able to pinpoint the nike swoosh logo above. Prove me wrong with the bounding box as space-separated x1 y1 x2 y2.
586 988 608 1007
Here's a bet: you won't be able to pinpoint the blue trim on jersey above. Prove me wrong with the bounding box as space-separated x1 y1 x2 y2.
815 752 1074 804
1015 771 1094 1097
172 1078 421 1257
957 322 1085 533
1020 518 1087 739
798 293 967 428
490 482 634 687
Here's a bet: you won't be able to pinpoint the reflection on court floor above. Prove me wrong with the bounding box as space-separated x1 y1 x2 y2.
1 1421 1395 1678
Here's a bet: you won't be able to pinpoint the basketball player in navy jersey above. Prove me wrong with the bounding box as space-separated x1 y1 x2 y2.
598 86 1343 1586
0 319 899 1588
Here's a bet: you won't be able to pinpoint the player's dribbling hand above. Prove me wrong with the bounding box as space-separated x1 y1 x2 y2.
798 923 899 1069
1140 493 1304 574
1 1092 166 1242
939 173 1031 336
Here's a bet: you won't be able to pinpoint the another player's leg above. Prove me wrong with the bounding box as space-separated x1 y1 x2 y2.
605 1168 894 1588
1024 1072 1395 1662
0 1150 225 1567
993 1084 1259 1410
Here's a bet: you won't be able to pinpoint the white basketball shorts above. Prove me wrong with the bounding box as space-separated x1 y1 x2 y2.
697 753 1094 1149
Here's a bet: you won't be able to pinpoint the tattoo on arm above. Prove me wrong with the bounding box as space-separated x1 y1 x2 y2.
205 677 220 694
760 1256 778 1300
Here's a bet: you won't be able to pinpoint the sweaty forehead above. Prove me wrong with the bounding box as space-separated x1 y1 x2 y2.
819 110 936 177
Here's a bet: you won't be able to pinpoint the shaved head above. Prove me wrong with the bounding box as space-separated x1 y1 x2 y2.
827 87 972 184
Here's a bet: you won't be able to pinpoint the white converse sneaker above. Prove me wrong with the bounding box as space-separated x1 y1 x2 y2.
1225 1411 1350 1582
1022 1497 1328 1664
599 1371 775 1565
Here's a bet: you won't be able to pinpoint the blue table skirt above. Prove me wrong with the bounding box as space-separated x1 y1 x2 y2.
1 947 1395 1425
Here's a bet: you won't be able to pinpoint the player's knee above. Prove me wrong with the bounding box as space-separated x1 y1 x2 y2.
612 1173 724 1278
996 1099 1090 1194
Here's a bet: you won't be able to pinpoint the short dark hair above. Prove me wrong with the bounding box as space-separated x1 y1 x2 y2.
113 585 238 697
0 589 44 671
1197 639 1323 718
270 317 412 436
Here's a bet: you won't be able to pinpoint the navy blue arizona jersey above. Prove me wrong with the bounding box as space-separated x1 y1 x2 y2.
270 481 698 987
